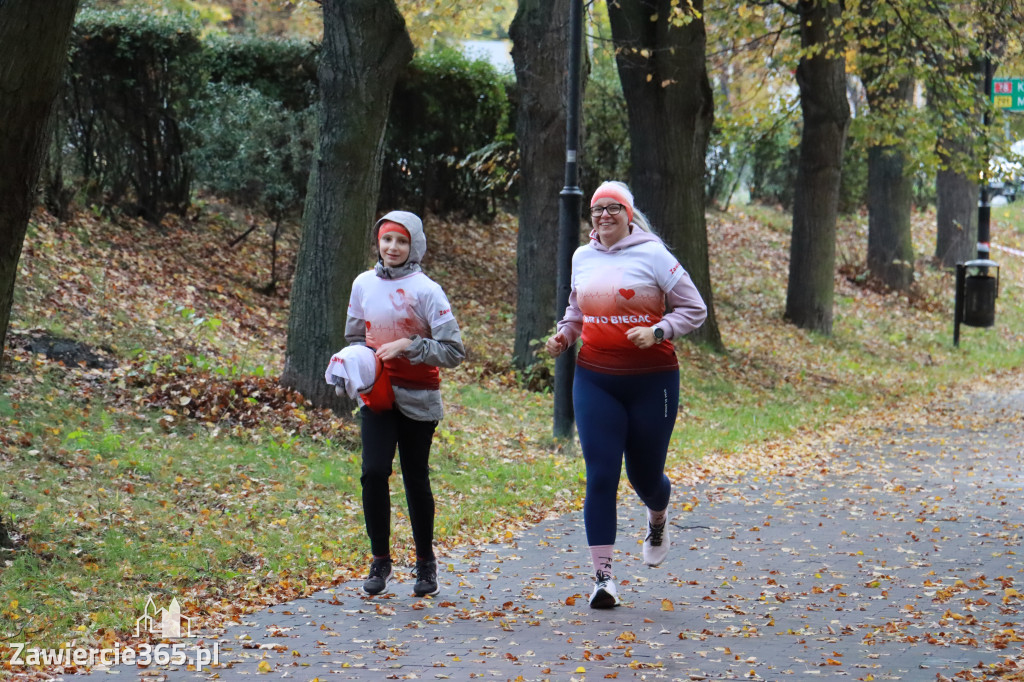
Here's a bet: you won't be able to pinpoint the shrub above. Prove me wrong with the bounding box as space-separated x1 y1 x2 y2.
63 9 206 223
187 81 315 223
381 44 514 218
203 34 319 112
747 116 801 210
48 23 554 223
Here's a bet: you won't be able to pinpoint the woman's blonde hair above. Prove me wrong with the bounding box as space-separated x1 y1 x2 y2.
630 207 654 234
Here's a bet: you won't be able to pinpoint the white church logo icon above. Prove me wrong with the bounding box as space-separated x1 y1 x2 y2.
135 596 194 638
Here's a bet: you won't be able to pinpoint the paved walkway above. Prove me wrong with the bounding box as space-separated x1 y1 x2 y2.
115 388 1024 680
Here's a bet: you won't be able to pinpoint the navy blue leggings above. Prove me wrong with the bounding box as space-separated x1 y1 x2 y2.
573 365 680 547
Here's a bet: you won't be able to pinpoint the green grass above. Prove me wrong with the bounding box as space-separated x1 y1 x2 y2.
736 203 793 234
1 390 369 640
994 200 1024 234
0 365 577 652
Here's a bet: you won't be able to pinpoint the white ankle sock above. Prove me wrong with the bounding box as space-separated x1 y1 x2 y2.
648 507 667 526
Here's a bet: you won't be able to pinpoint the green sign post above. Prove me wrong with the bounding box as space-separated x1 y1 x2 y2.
992 78 1024 111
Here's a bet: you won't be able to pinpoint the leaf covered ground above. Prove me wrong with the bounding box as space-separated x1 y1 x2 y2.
2 199 1024 678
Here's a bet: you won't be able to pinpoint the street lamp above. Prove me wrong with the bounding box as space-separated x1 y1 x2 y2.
553 0 584 440
953 54 1001 347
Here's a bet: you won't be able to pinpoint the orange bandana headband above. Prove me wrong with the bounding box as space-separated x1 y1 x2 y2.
378 221 410 240
590 182 634 222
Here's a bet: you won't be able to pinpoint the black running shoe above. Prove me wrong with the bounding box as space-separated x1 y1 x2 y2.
363 557 393 595
413 559 439 597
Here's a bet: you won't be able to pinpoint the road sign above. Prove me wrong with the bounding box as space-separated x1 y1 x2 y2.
992 78 1024 111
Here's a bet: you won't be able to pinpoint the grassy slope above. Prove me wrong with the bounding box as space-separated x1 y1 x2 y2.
2 200 1023 670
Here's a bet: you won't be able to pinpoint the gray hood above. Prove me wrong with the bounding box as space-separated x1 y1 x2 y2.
373 210 427 279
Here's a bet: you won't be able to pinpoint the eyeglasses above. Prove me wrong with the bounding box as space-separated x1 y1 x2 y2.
590 203 625 218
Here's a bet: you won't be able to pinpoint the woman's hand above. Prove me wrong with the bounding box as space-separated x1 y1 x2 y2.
544 333 569 357
376 338 413 361
625 326 658 349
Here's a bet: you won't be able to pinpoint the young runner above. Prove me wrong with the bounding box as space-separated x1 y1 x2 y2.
344 210 465 597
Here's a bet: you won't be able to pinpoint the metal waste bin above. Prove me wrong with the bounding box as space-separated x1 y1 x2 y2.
963 260 999 326
954 259 1000 346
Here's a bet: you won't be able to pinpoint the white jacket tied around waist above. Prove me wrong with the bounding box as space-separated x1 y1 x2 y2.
325 345 378 400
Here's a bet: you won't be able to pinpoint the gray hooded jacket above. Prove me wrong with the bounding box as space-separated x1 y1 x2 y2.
344 211 465 421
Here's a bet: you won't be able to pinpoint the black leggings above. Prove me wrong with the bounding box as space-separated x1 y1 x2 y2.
359 406 438 560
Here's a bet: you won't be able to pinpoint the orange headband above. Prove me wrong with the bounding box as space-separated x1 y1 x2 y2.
590 183 634 222
378 221 410 240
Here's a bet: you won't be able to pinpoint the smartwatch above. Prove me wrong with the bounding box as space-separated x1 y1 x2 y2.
651 326 664 342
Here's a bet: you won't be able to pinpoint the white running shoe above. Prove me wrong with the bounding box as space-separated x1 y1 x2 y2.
643 513 669 566
589 571 621 609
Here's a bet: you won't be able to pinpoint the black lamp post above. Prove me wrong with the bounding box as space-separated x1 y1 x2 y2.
953 55 1001 347
978 55 995 262
553 0 584 440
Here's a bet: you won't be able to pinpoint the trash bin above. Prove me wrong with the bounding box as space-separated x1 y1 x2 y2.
961 259 999 328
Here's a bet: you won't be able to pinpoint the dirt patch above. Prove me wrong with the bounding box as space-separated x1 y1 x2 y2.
16 331 118 370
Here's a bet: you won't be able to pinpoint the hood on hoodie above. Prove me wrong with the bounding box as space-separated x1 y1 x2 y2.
373 210 427 265
588 226 664 253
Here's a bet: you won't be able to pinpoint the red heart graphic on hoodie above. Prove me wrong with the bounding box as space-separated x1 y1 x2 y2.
618 289 635 300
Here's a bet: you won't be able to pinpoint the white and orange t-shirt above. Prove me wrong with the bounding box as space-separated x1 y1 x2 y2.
347 270 456 390
558 230 706 375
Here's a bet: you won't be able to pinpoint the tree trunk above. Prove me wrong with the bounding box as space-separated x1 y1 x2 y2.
785 0 850 334
931 57 985 268
510 0 572 369
280 0 413 410
935 158 978 267
607 0 723 351
857 2 915 291
867 144 915 290
0 0 80 371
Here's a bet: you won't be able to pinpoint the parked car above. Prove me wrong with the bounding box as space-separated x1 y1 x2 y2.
988 154 1022 203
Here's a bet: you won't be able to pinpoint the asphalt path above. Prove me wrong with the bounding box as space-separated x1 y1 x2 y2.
88 386 1024 681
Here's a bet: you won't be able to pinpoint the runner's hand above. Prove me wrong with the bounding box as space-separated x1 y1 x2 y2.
626 326 657 349
545 333 568 357
376 338 413 361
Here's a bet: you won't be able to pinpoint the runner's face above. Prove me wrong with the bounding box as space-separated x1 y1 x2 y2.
379 232 411 267
591 201 630 247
